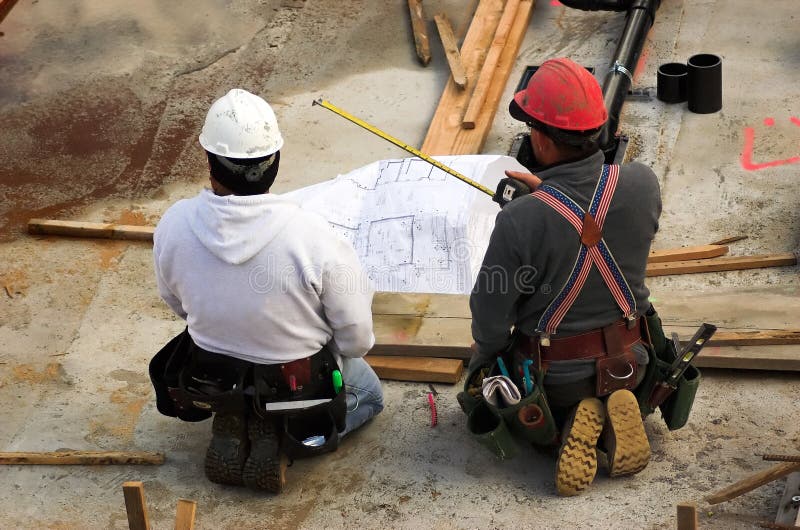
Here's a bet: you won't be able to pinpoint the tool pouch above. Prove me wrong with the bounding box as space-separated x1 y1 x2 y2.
466 399 518 460
635 307 701 429
659 364 700 431
497 377 558 447
280 403 342 459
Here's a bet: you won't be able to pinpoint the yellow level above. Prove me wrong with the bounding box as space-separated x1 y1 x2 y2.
313 99 494 196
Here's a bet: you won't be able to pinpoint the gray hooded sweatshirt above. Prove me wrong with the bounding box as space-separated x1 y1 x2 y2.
153 189 375 366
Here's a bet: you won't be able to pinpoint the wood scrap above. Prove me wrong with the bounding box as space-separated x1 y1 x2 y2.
407 0 431 65
366 355 463 384
676 502 698 530
646 253 797 277
705 462 800 505
0 450 165 465
709 235 748 246
647 244 728 263
461 0 521 129
434 13 467 89
174 499 197 530
123 482 151 530
28 219 154 241
421 0 534 155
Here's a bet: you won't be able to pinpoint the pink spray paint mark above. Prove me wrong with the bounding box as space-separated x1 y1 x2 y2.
740 116 800 171
551 0 562 5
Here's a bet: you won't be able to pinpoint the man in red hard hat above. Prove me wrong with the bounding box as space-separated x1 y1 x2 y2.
466 58 663 495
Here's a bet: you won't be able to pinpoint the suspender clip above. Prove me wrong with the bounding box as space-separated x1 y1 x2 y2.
626 314 637 330
539 333 551 347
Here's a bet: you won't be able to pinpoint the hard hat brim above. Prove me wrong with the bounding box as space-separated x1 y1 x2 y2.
509 93 533 123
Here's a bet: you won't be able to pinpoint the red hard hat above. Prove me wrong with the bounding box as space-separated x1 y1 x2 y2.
509 58 607 131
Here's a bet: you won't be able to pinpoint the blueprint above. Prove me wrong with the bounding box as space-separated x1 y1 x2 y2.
283 155 528 294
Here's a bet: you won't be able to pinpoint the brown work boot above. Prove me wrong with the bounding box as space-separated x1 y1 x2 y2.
555 397 605 496
604 389 651 477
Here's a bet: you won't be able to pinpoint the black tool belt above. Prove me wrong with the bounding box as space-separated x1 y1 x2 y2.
149 328 347 443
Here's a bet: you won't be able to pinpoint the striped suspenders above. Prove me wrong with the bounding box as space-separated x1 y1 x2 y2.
532 164 637 342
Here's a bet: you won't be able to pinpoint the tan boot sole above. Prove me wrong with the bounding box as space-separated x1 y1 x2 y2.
556 398 605 496
606 390 650 477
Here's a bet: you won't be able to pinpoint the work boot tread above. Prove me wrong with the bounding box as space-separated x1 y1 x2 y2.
205 412 249 486
243 416 286 492
605 390 651 477
556 398 605 496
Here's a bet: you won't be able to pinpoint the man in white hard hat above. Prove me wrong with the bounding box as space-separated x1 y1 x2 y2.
151 88 383 491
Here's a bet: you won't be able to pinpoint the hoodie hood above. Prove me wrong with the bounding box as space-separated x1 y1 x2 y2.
190 189 297 265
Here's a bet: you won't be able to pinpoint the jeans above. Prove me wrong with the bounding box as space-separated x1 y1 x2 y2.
340 357 384 437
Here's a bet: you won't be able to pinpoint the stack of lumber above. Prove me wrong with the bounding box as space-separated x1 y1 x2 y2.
415 0 536 155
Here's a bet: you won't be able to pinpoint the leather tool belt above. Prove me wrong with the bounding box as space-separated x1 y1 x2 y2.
519 318 647 397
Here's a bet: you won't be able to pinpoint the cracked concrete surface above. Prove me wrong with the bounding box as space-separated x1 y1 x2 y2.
0 0 798 528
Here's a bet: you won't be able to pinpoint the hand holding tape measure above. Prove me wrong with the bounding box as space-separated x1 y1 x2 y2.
313 99 540 207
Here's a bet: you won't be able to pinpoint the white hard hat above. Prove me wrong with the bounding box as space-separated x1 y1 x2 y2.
198 88 284 159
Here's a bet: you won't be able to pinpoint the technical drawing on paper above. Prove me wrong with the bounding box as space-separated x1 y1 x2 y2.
283 155 528 294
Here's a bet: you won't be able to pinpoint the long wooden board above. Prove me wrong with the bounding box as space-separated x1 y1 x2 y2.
421 0 535 155
28 219 154 241
434 13 467 89
646 253 796 277
0 450 165 465
647 244 728 263
461 0 521 128
366 356 463 383
690 330 800 347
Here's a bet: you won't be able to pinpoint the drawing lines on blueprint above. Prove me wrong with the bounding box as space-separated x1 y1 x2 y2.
366 215 415 267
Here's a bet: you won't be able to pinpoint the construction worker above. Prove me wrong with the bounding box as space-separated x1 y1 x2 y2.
468 58 661 495
151 88 383 491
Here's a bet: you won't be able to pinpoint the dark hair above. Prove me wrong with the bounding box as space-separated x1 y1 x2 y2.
206 150 280 195
528 118 601 157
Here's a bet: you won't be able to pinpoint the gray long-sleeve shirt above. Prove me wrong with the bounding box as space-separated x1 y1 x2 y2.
469 150 661 372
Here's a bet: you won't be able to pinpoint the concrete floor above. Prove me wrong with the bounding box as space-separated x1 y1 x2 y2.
1 0 798 528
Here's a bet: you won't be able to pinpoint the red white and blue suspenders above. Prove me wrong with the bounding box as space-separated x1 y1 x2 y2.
531 164 638 345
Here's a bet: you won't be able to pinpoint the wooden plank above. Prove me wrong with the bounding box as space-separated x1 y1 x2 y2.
123 481 151 530
174 499 197 530
0 450 165 465
408 0 431 65
372 314 471 359
647 244 728 263
693 345 800 371
461 0 521 129
696 330 800 347
434 13 467 89
676 502 698 530
28 219 155 241
775 472 800 526
421 0 534 155
366 356 463 384
705 462 800 505
372 291 470 318
646 253 797 277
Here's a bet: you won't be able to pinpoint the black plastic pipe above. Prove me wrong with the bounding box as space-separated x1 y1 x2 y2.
560 0 660 158
558 0 632 11
598 0 660 154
